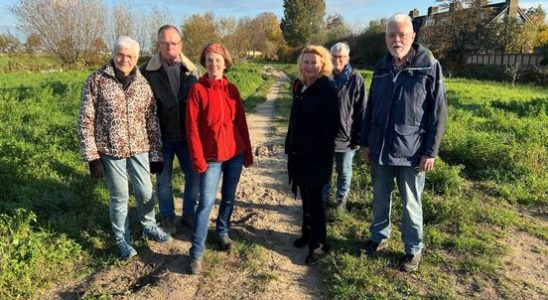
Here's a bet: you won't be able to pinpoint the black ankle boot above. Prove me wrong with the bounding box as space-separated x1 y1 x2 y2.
293 236 309 248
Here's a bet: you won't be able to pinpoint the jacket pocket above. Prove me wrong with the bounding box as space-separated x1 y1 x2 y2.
391 124 424 158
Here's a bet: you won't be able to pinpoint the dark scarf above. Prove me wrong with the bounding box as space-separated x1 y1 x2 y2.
333 63 352 90
114 66 137 90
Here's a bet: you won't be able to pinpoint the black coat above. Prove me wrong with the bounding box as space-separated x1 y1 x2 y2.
285 76 339 192
140 54 199 143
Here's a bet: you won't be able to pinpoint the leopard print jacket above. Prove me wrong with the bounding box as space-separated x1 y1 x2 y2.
77 62 162 162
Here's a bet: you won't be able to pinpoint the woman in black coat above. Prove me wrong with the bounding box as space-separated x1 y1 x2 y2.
285 45 339 265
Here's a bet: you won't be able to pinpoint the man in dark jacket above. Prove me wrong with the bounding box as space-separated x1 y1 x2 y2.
324 42 366 210
140 25 200 234
360 14 447 272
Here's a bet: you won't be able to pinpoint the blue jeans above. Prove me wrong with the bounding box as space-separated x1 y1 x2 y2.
323 149 356 201
190 154 244 260
369 162 425 255
156 141 200 218
101 153 157 244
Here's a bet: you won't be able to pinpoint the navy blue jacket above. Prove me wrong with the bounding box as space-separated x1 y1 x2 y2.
361 43 447 167
285 76 339 192
334 69 367 152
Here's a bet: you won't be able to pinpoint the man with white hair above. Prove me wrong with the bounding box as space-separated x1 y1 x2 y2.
325 42 366 210
360 14 447 272
78 36 172 259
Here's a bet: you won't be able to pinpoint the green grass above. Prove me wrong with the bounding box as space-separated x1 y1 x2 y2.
0 62 268 299
272 68 548 299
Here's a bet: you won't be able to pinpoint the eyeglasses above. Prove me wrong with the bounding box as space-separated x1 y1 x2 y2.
158 41 181 47
386 32 413 39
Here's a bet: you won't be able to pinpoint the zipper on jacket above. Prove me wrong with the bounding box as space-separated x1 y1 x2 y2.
124 85 133 156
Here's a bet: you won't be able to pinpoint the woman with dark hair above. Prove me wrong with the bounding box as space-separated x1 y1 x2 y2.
186 43 253 274
285 45 339 265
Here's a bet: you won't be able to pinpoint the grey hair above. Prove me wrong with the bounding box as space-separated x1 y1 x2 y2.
157 24 181 40
113 36 140 57
330 42 350 56
386 14 414 32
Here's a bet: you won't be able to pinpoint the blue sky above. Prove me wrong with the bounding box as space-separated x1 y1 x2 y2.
1 0 547 37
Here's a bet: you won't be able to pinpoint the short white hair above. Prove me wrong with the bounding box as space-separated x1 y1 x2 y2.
330 42 350 56
113 36 140 57
386 14 414 32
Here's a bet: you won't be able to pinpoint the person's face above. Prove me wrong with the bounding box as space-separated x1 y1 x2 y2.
205 52 226 80
300 53 322 83
158 28 182 63
385 21 416 61
113 47 137 75
332 52 349 74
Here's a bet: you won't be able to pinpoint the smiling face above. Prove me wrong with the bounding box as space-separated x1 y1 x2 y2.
300 53 322 84
386 20 416 64
205 52 226 80
113 47 137 76
332 52 349 75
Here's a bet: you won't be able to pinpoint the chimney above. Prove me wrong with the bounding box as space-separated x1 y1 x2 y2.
409 9 419 19
449 2 462 12
506 0 518 19
428 6 439 16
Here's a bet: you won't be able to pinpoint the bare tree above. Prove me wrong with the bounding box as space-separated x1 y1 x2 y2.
11 0 106 65
25 33 42 55
111 2 136 44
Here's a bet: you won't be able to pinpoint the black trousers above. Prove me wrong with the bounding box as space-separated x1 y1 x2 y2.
299 183 327 251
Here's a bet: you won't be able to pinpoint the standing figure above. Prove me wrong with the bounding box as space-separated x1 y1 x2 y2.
360 14 447 272
186 43 253 274
77 36 172 260
323 42 367 210
285 45 339 265
140 25 200 234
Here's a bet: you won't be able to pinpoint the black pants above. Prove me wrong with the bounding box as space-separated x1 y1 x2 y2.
299 183 327 251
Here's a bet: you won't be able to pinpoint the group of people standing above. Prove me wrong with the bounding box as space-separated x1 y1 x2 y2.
77 13 447 275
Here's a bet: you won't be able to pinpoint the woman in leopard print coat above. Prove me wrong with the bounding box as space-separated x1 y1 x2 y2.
77 36 172 259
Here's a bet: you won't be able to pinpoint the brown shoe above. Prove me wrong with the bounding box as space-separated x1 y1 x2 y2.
305 243 330 265
190 258 202 275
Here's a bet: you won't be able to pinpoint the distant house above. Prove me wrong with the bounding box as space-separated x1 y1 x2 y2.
410 0 533 32
409 0 543 66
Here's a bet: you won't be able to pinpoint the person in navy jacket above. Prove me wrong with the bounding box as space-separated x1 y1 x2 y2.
360 14 448 272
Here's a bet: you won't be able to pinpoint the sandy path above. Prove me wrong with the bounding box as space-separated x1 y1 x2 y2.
46 67 326 300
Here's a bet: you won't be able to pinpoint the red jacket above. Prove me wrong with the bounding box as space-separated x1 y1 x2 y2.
186 75 253 173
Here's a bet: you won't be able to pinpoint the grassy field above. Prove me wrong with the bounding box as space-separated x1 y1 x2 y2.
273 66 547 299
0 61 546 299
0 62 270 299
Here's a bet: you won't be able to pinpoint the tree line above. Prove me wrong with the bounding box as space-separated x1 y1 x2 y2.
2 0 547 69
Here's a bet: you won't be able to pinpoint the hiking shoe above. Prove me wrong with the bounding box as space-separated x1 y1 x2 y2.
362 239 388 256
190 258 202 275
401 252 421 272
305 243 330 265
161 216 176 235
334 195 347 211
143 226 172 243
293 236 308 248
118 241 137 260
180 214 195 228
216 235 233 251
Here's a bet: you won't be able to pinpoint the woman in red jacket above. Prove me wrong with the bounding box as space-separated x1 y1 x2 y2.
186 43 253 275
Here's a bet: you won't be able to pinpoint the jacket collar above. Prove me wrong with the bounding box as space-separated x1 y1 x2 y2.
294 76 331 94
379 43 436 72
145 52 198 74
198 74 229 88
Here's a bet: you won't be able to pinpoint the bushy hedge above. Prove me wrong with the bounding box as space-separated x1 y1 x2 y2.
449 64 548 86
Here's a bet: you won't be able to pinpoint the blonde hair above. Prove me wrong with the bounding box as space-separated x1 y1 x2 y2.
297 45 333 84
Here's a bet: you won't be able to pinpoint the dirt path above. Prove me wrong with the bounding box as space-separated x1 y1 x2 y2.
46 67 326 300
